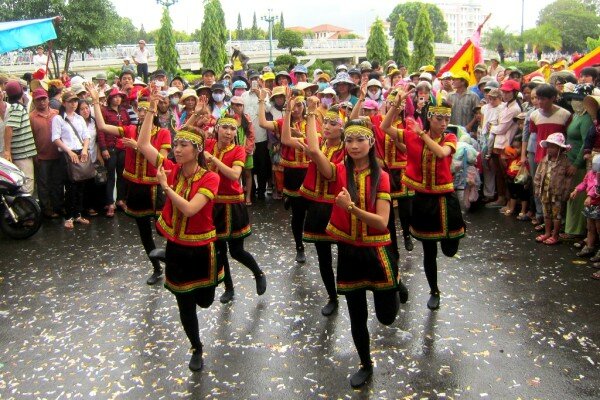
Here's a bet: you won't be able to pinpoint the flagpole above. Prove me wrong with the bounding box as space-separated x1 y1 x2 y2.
519 0 525 62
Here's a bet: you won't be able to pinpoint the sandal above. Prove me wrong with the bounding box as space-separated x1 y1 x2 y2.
592 262 600 269
64 218 74 229
517 213 530 221
591 271 600 280
534 224 546 232
574 240 587 249
502 209 514 216
536 234 551 243
559 233 582 241
74 216 90 225
590 251 600 262
576 246 595 257
531 217 541 225
543 237 560 245
87 208 98 217
106 204 116 218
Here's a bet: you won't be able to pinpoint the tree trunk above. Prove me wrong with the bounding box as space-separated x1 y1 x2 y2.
63 48 72 73
50 50 60 78
537 51 542 60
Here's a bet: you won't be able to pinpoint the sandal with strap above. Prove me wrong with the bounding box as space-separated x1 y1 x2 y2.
591 271 600 280
106 204 116 218
536 234 551 243
576 246 595 258
543 237 560 246
74 216 90 225
517 212 530 221
534 223 546 232
64 218 74 229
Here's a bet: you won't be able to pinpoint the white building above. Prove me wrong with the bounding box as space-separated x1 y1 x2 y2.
437 0 485 44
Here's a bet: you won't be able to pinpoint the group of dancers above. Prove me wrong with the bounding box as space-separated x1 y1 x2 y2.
85 80 465 388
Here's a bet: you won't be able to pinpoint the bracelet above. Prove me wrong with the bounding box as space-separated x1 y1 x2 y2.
347 202 355 212
418 131 425 138
148 109 157 114
307 112 316 117
258 100 265 104
92 102 100 106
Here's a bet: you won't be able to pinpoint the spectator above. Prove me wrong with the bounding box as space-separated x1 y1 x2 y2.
448 71 480 127
132 40 150 83
2 80 37 195
121 57 136 75
29 88 61 218
32 46 48 72
231 45 249 78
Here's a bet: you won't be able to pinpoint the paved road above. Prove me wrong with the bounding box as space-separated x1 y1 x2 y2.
0 200 599 399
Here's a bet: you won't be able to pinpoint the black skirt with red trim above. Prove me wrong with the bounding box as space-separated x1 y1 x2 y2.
125 183 165 218
410 192 466 241
303 200 334 242
388 168 415 199
336 243 398 294
213 202 251 240
283 167 308 197
164 240 223 294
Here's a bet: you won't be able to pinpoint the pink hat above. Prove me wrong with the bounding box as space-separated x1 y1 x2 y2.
362 99 379 110
32 88 48 100
230 96 244 105
540 132 571 150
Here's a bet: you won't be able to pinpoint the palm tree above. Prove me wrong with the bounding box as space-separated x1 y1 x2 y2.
523 24 562 59
482 26 522 53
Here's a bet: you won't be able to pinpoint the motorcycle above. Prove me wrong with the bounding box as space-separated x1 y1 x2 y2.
0 157 42 239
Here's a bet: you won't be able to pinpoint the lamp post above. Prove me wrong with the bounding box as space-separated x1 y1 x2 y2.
519 0 525 62
261 9 278 68
156 0 178 7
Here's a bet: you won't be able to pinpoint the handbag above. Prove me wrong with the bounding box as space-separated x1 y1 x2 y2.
514 164 530 185
94 162 107 185
63 118 97 182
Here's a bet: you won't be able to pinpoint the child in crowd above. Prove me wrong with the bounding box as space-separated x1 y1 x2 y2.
533 133 573 245
504 139 530 218
570 155 600 263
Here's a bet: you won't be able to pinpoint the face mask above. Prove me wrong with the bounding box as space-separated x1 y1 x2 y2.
212 93 225 102
170 98 179 106
321 97 333 108
318 82 329 92
368 89 381 100
222 79 230 87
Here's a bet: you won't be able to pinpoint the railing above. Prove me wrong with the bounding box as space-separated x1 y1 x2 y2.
1 39 501 68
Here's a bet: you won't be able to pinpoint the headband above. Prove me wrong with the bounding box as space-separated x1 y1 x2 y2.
217 116 239 127
428 106 452 117
174 130 204 147
324 109 344 124
138 101 150 109
344 124 374 138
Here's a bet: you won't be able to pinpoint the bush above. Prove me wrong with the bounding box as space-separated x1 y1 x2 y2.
106 67 123 82
502 61 539 75
291 50 307 57
180 72 203 85
275 54 298 69
308 60 335 78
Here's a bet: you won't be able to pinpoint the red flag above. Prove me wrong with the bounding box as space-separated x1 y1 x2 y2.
569 46 600 76
437 15 489 85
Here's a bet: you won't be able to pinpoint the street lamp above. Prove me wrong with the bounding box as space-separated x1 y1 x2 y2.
261 9 278 68
519 0 525 62
156 0 178 7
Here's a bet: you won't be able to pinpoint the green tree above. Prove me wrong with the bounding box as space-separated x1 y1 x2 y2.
587 36 600 51
392 15 410 67
114 17 139 45
156 6 180 76
272 13 285 39
236 13 245 41
250 12 260 39
482 26 522 53
190 28 202 42
366 18 390 64
538 0 600 52
523 24 562 59
277 29 304 54
138 24 148 42
409 5 434 73
200 0 227 73
388 2 450 43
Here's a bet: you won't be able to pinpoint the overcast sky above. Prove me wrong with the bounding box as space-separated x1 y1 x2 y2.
112 0 552 38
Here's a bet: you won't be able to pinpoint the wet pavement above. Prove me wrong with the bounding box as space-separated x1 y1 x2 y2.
0 199 599 399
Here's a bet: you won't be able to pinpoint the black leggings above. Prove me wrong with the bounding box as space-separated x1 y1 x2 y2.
290 197 307 250
174 287 216 350
314 241 337 299
216 238 262 291
421 239 460 294
345 289 399 367
397 197 412 239
135 216 160 269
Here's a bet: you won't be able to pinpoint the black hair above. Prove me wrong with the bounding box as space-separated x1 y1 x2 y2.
48 85 61 98
343 119 380 208
368 72 382 81
525 82 540 91
371 60 380 70
75 99 95 124
7 93 22 104
119 70 135 80
536 84 558 99
237 113 250 138
581 67 598 80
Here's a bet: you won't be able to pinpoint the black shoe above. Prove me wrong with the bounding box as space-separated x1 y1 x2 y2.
398 281 408 304
188 348 203 372
283 196 291 210
295 249 306 263
427 292 440 310
349 364 373 388
220 289 234 304
146 268 163 285
255 273 267 295
403 236 414 252
149 248 167 263
321 299 338 316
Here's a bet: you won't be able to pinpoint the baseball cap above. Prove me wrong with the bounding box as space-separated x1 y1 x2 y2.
32 88 48 100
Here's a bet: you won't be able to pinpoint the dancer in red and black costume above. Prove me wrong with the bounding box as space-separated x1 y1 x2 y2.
89 83 171 285
282 93 344 316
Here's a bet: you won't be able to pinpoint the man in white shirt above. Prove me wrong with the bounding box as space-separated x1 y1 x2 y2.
132 40 150 83
32 46 48 72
